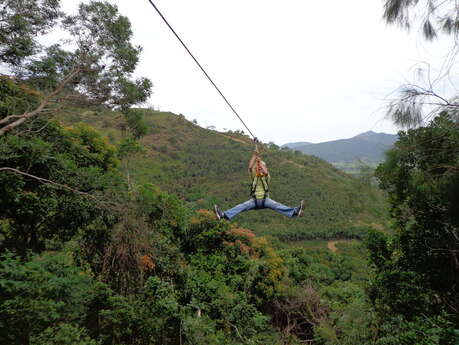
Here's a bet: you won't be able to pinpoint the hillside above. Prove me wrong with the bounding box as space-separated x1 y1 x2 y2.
283 131 398 164
2 1 458 343
61 108 389 241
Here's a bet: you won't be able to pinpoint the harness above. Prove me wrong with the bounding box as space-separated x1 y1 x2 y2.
250 141 269 208
250 175 269 208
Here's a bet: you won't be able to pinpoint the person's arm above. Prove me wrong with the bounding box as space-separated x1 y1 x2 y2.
248 154 257 171
248 145 259 172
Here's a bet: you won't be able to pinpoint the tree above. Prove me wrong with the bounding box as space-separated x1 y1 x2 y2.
0 1 152 136
383 0 459 127
367 113 459 343
383 0 459 40
0 252 95 345
0 0 62 65
123 109 149 139
0 119 122 255
117 137 145 192
270 284 330 343
0 252 158 345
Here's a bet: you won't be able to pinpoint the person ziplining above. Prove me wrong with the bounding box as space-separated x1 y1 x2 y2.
146 1 306 220
214 142 305 220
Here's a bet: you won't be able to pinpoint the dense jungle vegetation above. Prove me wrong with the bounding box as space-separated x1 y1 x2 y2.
0 1 458 344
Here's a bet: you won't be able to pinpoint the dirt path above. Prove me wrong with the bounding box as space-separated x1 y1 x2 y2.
327 241 339 252
219 133 251 145
327 239 355 252
282 160 304 169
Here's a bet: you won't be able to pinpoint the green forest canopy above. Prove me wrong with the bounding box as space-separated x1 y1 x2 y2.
0 1 458 344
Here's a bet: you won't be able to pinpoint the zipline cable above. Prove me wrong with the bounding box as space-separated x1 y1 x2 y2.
146 0 258 140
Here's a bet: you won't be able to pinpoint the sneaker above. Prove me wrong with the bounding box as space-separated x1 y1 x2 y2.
297 200 305 217
214 205 224 220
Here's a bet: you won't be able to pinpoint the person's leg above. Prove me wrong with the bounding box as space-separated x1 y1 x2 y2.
223 199 257 220
263 198 299 218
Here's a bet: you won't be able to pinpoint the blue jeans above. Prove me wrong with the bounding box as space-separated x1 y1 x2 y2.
224 198 298 220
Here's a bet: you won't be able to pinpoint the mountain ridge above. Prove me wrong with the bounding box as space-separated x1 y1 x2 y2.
283 130 398 164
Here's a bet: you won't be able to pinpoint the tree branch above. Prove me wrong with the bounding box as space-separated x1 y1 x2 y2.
0 166 99 201
0 67 80 136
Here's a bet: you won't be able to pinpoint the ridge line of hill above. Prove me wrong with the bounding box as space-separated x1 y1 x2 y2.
283 131 398 165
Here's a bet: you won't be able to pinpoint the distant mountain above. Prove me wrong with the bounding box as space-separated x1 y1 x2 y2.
283 141 313 149
283 131 398 164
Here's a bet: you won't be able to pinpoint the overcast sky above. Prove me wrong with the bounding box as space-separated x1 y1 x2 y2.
62 0 457 144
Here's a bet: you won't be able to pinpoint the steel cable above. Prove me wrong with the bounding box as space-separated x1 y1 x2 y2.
146 0 257 140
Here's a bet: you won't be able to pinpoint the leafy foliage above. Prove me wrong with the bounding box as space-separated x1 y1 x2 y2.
0 4 435 343
0 120 379 343
0 76 40 117
0 119 122 255
0 0 62 65
0 252 95 345
366 113 459 343
0 1 152 135
382 0 459 128
383 0 459 40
